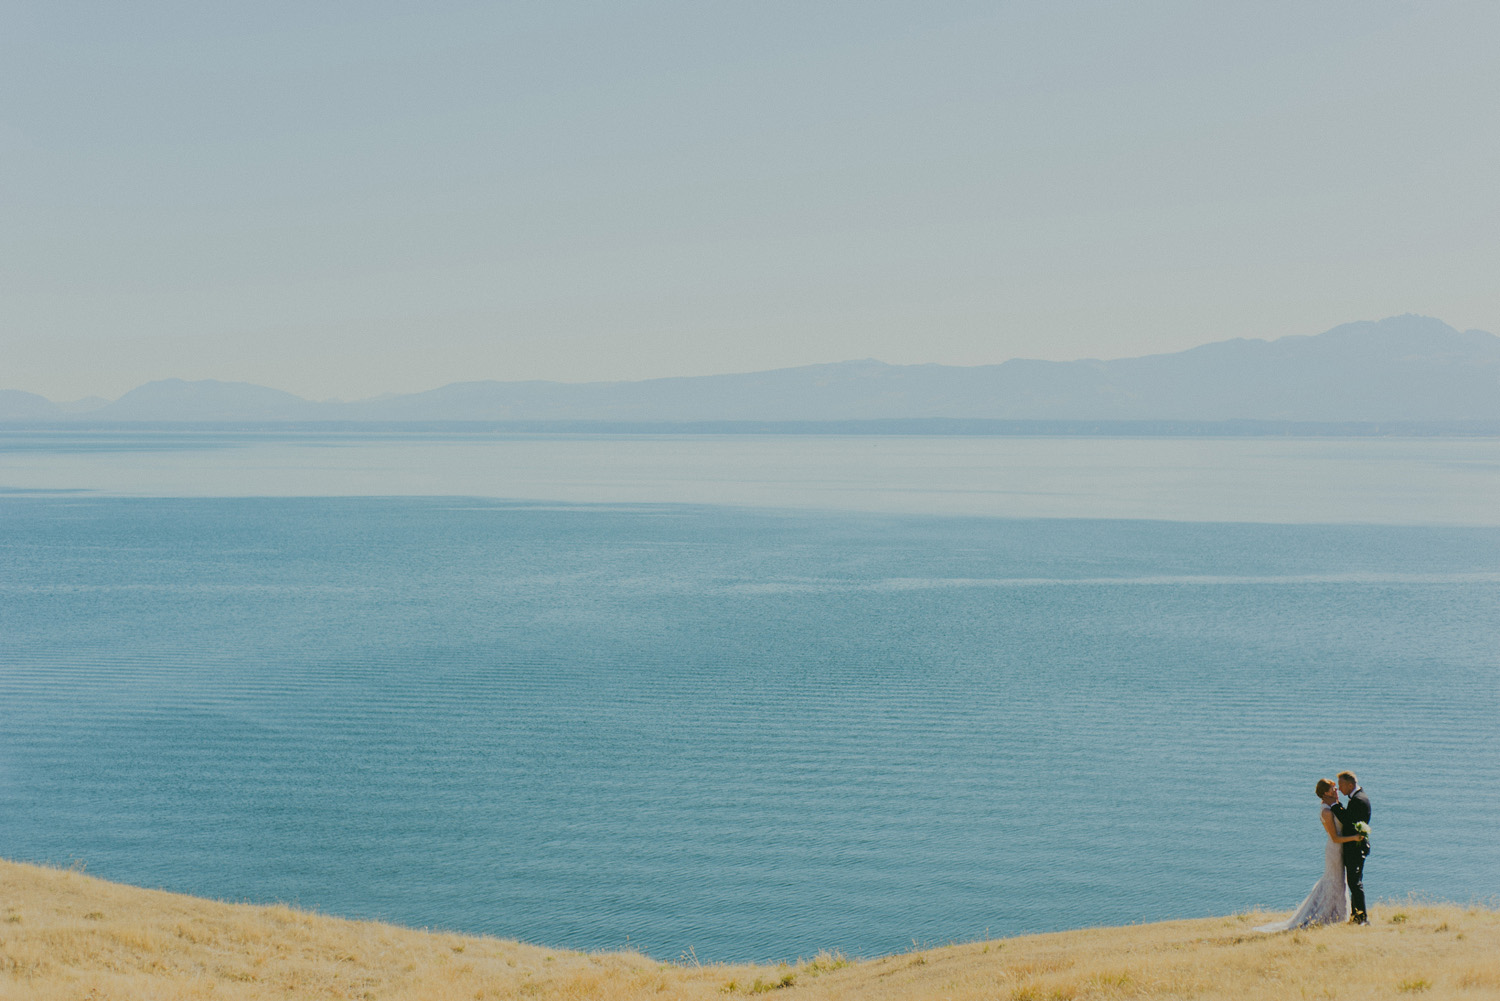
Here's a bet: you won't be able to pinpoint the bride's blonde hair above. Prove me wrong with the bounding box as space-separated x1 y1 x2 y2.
1314 778 1335 797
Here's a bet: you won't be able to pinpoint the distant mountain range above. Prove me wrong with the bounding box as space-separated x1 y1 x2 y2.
5 315 1499 425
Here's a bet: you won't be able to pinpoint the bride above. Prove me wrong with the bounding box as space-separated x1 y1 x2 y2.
1255 777 1365 932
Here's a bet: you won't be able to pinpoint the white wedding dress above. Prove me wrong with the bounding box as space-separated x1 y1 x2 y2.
1255 804 1350 932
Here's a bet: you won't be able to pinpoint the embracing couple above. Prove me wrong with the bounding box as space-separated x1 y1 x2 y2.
1256 771 1372 932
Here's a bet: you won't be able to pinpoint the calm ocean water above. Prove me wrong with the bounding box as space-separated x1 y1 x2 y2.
2 431 1498 961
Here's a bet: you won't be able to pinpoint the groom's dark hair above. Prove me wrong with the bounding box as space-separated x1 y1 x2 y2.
1337 771 1358 784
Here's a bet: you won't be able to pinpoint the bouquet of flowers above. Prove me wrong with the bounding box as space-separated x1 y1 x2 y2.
1353 821 1371 849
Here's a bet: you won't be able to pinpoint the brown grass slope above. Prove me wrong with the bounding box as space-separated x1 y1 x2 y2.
3 859 1497 1001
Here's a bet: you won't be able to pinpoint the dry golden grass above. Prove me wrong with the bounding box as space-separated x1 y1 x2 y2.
3 858 1497 1001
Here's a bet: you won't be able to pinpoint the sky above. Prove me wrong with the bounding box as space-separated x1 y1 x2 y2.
2 2 1498 402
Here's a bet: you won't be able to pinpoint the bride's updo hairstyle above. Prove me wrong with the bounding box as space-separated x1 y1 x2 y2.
1314 778 1335 798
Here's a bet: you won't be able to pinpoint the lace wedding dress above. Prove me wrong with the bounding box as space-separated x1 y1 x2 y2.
1255 804 1350 932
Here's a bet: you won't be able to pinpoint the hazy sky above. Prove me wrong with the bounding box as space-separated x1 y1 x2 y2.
3 2 1498 401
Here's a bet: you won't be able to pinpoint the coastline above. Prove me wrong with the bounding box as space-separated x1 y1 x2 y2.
3 859 1496 1000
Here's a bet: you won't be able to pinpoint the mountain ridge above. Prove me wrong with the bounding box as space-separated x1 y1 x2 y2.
6 315 1498 423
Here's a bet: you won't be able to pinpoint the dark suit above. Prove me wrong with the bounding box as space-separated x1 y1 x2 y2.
1332 788 1372 923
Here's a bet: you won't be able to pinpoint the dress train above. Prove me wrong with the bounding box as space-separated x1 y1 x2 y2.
1255 804 1350 932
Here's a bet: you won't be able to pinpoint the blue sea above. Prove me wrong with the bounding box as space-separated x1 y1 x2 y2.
2 430 1498 961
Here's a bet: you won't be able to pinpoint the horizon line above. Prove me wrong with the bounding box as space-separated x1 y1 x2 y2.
6 313 1485 406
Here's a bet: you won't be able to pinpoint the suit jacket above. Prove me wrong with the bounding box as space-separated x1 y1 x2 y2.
1335 789 1372 859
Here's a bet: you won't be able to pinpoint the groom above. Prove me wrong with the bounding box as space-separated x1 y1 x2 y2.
1332 770 1372 924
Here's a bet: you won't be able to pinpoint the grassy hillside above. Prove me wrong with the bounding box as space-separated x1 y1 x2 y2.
2 859 1496 1000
